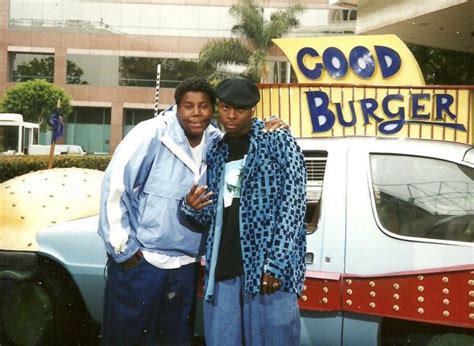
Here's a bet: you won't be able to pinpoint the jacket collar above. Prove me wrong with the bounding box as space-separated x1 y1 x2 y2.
249 118 265 141
245 119 264 175
160 106 220 180
220 118 264 145
215 119 264 177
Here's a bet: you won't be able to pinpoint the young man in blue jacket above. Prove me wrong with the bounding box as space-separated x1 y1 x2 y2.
98 78 219 345
98 78 286 345
181 77 307 345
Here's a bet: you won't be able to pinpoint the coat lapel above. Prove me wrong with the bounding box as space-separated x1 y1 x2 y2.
160 116 200 178
161 133 197 172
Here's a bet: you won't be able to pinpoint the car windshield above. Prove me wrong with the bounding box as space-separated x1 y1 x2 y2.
370 154 474 243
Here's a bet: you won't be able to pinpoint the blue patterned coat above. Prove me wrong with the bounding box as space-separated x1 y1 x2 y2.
181 119 307 300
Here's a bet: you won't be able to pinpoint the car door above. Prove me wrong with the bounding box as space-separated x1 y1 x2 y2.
343 138 473 344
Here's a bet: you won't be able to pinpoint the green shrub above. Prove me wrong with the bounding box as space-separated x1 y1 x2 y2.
0 155 111 183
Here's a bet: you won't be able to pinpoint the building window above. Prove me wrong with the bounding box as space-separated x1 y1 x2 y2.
268 61 297 83
119 57 210 88
371 154 473 243
123 108 155 136
66 55 209 87
9 1 234 37
8 52 54 82
66 107 111 153
67 54 119 86
329 9 357 23
67 60 89 85
9 0 327 39
71 107 111 124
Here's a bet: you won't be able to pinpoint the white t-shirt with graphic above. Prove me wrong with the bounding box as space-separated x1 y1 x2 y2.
223 156 246 208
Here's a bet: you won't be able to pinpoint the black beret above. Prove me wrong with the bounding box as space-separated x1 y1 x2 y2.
215 77 260 109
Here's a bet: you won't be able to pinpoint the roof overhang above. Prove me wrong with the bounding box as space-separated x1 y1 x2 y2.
346 0 474 53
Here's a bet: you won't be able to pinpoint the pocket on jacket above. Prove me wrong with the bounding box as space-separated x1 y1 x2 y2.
139 179 190 229
144 178 190 200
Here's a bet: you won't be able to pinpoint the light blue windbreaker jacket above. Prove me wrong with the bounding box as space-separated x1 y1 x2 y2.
98 106 222 263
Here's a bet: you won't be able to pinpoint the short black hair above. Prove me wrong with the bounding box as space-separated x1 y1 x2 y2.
174 78 216 108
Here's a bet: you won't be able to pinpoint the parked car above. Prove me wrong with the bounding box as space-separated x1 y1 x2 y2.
297 136 473 345
0 136 472 345
28 144 86 155
0 167 104 344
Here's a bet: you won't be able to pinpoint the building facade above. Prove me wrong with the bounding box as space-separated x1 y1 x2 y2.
0 0 355 153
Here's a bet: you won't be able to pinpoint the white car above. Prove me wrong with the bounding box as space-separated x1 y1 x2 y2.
28 144 86 155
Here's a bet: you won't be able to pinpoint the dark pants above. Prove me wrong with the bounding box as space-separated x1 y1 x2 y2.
101 257 197 346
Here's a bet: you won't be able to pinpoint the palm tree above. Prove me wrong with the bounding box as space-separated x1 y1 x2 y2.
199 0 305 83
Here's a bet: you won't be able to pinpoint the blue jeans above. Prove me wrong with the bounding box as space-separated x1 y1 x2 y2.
204 276 300 346
101 257 197 346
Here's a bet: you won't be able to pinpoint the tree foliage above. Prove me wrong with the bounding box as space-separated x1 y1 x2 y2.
407 44 474 85
199 0 305 82
0 80 72 129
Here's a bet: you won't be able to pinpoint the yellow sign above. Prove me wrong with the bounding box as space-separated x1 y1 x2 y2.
256 35 473 145
273 35 425 86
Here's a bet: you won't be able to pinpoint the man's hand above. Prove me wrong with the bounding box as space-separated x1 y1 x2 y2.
186 184 214 210
261 273 281 295
121 249 143 270
263 115 290 132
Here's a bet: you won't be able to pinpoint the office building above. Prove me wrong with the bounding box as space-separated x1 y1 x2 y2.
1 0 355 153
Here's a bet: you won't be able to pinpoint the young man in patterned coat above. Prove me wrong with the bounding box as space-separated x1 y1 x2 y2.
181 77 307 345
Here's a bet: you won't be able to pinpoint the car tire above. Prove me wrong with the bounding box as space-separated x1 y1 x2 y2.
2 281 53 345
2 264 96 345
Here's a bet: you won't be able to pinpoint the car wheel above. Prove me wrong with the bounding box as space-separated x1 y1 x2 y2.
2 281 53 345
2 265 94 345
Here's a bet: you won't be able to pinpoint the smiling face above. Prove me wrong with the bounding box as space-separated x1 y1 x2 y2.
218 102 254 137
177 91 214 147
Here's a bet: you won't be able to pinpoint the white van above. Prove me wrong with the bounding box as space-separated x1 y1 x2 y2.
0 113 39 154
